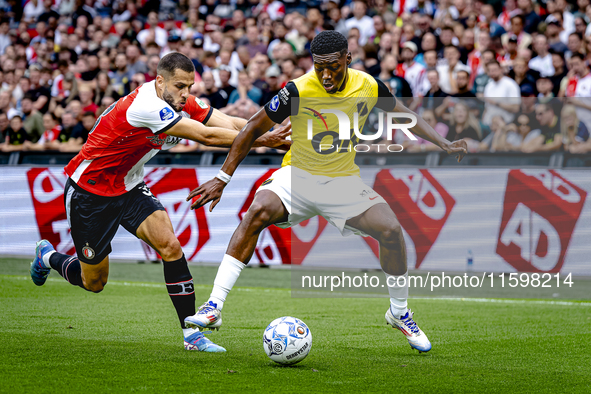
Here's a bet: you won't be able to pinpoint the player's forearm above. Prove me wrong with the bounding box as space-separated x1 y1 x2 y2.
230 116 248 131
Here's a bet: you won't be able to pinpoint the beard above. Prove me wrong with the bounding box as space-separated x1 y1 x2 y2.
162 87 181 112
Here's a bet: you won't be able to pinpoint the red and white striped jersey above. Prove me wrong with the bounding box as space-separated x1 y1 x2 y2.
64 80 212 197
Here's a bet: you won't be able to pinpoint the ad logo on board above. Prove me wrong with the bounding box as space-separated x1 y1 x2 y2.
496 170 586 272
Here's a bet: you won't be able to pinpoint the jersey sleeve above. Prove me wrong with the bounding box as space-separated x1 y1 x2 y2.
184 95 214 124
372 76 398 112
264 81 299 124
126 96 182 134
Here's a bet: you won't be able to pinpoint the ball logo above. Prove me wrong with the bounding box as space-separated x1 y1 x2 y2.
272 342 283 354
159 107 174 121
82 246 95 260
297 326 305 335
269 95 280 112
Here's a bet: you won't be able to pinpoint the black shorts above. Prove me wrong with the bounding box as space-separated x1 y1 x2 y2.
64 178 165 264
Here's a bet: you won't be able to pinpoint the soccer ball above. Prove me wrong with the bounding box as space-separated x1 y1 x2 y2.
263 316 312 365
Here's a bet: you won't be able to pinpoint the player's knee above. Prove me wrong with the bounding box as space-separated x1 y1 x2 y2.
159 237 183 261
379 223 404 249
245 202 273 231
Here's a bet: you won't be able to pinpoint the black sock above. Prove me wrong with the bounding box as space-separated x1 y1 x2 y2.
49 252 86 290
163 254 195 329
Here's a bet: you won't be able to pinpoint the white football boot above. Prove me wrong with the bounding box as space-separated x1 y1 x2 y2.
385 307 432 353
184 301 222 331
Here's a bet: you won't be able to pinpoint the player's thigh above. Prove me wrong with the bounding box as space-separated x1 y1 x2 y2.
134 209 175 247
80 255 110 286
345 202 401 240
65 178 126 265
119 182 180 258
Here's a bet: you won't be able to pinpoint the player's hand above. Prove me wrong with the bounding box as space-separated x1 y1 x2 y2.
187 178 227 211
259 122 292 148
444 139 468 162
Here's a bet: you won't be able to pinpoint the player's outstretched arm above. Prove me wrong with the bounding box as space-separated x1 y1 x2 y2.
205 107 247 131
394 100 468 163
166 116 290 148
186 108 278 211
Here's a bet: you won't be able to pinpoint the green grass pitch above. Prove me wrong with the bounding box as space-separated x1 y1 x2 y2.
1 258 590 393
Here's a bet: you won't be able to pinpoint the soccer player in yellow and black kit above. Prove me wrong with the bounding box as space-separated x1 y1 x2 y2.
184 31 468 353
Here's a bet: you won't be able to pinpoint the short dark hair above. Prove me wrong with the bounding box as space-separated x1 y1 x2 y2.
310 30 348 57
571 52 585 61
157 52 195 78
457 70 470 78
82 111 96 118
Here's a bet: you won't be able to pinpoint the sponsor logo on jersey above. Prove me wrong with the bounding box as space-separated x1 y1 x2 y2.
159 107 174 121
269 95 280 112
146 135 182 146
278 87 290 105
195 98 209 109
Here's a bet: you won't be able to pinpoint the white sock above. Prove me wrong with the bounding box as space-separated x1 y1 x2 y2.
385 272 409 318
183 327 197 338
208 254 245 310
41 250 55 268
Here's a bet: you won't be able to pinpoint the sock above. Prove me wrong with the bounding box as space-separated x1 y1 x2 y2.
208 254 245 310
385 272 409 318
182 327 198 338
41 250 55 268
49 252 85 289
163 254 195 329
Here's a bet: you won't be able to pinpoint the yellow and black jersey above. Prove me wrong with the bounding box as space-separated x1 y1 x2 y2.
264 68 397 177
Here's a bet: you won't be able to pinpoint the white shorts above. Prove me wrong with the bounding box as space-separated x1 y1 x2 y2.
256 166 387 236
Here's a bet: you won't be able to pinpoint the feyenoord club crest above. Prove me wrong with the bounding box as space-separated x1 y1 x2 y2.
82 244 95 260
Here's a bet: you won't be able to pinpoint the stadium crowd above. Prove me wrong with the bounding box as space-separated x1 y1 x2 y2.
1 0 591 155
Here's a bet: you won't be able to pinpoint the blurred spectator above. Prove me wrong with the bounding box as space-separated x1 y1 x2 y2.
200 71 228 109
78 84 98 114
565 53 591 130
261 65 282 104
501 15 532 50
437 45 471 94
483 60 521 125
27 112 62 151
537 76 555 100
2 115 29 151
509 57 538 95
137 11 168 48
228 70 262 106
550 50 568 96
529 35 555 77
345 1 375 46
523 102 562 152
21 94 44 142
396 42 427 97
448 102 482 142
561 104 591 153
94 72 118 106
452 70 476 98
